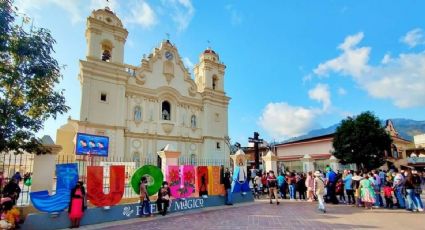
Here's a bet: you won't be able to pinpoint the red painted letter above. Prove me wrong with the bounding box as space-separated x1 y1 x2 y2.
87 165 125 207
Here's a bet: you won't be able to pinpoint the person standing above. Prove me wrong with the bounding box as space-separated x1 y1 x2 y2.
405 170 422 212
287 172 296 200
372 170 383 207
68 181 87 228
411 170 423 212
325 166 338 204
305 172 314 202
360 173 375 209
224 168 233 205
277 173 286 199
139 177 152 217
267 170 280 205
343 170 354 205
314 171 326 213
254 173 262 199
392 169 406 209
296 173 306 201
156 181 171 216
383 182 394 209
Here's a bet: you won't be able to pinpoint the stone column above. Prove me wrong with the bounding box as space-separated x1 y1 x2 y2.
158 144 181 176
31 136 62 193
301 154 315 173
261 150 277 173
329 155 340 172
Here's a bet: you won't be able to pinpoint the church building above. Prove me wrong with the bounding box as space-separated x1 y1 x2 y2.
56 7 230 162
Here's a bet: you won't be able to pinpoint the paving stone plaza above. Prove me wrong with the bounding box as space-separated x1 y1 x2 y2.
79 200 425 230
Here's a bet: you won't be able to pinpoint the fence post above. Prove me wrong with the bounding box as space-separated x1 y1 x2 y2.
31 136 62 194
158 146 181 177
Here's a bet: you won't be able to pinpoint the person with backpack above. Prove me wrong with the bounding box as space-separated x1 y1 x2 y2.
314 171 326 213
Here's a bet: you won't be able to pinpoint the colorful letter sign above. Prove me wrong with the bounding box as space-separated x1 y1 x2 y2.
207 166 224 195
168 165 195 198
87 166 125 206
30 163 79 213
130 165 164 196
196 166 208 196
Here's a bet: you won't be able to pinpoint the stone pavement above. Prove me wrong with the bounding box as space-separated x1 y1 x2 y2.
78 200 425 230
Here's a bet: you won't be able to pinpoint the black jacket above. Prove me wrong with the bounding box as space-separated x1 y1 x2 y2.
224 172 232 189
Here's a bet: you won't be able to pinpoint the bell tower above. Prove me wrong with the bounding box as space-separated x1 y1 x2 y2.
85 7 128 64
194 48 226 93
194 48 230 160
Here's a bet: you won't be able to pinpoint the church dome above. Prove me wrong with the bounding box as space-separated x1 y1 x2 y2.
203 48 216 54
89 7 123 28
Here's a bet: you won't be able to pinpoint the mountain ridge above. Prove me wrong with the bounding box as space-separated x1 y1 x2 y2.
280 118 425 143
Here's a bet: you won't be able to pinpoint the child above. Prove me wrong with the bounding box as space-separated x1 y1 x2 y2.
383 182 394 209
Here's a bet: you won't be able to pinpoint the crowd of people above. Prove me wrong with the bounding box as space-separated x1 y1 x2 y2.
251 165 425 213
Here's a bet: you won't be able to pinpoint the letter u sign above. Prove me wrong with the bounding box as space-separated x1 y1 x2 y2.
87 166 125 206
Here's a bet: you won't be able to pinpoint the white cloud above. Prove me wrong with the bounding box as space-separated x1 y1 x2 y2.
161 0 194 31
259 83 332 139
314 32 370 78
15 0 84 24
126 0 157 29
225 5 243 25
313 32 425 108
308 83 331 110
401 28 425 48
338 87 347 95
258 103 319 139
183 57 194 69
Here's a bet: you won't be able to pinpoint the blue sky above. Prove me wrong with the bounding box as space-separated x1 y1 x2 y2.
17 0 425 146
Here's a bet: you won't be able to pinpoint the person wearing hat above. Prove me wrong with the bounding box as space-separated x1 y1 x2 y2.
313 171 326 213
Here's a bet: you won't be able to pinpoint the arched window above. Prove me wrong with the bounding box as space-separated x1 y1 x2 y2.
162 101 171 120
212 75 218 90
101 40 113 62
191 115 196 128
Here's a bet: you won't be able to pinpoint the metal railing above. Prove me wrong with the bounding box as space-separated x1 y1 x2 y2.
0 153 229 206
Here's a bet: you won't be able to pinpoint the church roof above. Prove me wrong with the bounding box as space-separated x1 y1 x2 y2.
89 7 123 28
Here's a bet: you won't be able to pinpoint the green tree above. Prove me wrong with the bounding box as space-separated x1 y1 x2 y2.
332 111 392 171
0 0 69 155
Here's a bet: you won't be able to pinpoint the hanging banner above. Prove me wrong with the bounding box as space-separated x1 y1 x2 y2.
87 166 125 207
30 163 79 213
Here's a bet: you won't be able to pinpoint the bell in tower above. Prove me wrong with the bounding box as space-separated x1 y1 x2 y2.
85 7 128 64
194 47 226 93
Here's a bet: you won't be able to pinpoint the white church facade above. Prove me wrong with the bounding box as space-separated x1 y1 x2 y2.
56 8 230 162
